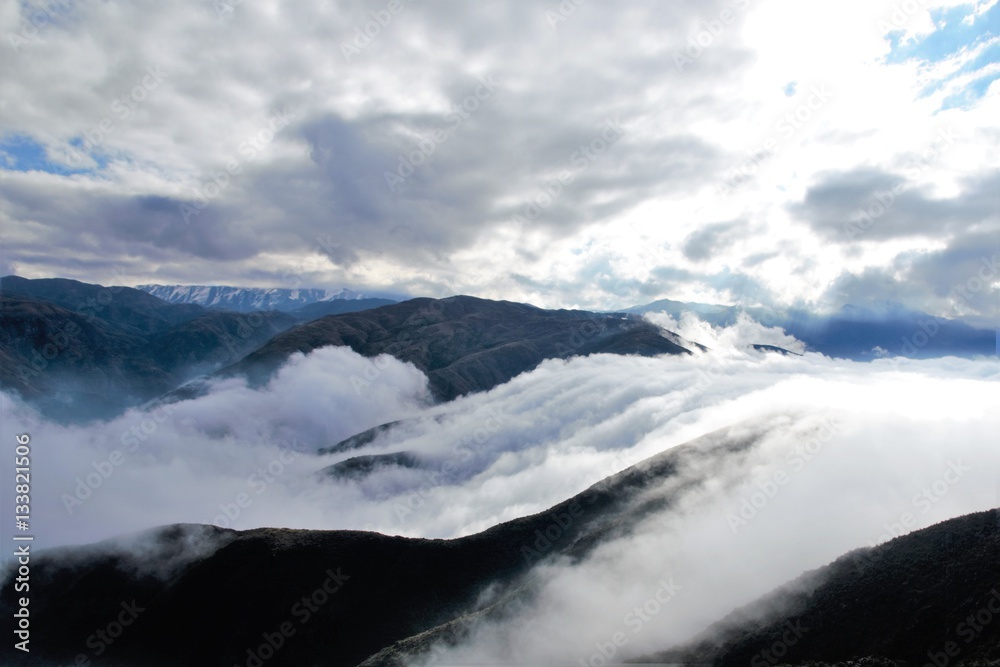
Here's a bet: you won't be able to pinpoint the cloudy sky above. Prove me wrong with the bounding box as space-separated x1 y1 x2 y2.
1 0 997 320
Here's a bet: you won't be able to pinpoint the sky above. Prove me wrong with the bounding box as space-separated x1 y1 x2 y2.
0 0 998 322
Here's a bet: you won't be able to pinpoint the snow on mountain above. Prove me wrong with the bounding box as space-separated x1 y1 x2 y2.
137 284 377 312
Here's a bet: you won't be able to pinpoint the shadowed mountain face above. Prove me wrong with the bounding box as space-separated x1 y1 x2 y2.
219 295 692 401
0 279 692 421
0 424 761 667
288 298 398 320
321 451 421 480
0 277 299 421
0 296 161 420
2 417 997 667
1 276 206 336
317 421 405 456
642 508 1000 666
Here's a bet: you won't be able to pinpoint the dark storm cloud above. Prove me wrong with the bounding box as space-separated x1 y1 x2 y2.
820 229 999 328
902 230 999 326
792 168 999 243
0 0 749 279
1 0 994 324
0 180 259 262
243 85 726 273
682 220 744 261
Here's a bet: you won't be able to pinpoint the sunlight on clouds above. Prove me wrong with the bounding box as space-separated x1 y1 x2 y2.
0 0 996 319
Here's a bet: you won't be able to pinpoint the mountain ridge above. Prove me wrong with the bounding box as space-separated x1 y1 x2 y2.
212 294 693 401
136 284 401 312
640 507 1000 665
3 417 996 666
0 420 764 667
625 297 996 360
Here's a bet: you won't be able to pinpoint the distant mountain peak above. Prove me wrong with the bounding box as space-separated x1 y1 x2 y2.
136 284 379 312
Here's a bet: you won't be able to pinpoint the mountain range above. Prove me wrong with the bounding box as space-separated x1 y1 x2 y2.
211 294 692 402
626 297 997 360
2 418 995 666
136 284 399 313
3 276 995 423
1 277 694 420
0 277 392 421
0 276 996 665
0 277 295 421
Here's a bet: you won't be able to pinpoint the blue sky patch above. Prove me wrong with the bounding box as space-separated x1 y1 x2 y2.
885 3 998 65
884 2 999 109
0 134 104 175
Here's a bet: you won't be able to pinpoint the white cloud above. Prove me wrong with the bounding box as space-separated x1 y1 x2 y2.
1 333 995 623
0 1 996 320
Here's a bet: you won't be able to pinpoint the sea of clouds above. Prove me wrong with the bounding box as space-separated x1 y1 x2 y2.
1 314 996 661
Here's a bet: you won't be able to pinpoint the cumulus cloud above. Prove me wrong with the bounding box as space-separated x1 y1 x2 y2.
790 167 999 245
0 346 433 548
682 220 745 262
645 310 808 354
1 0 996 320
